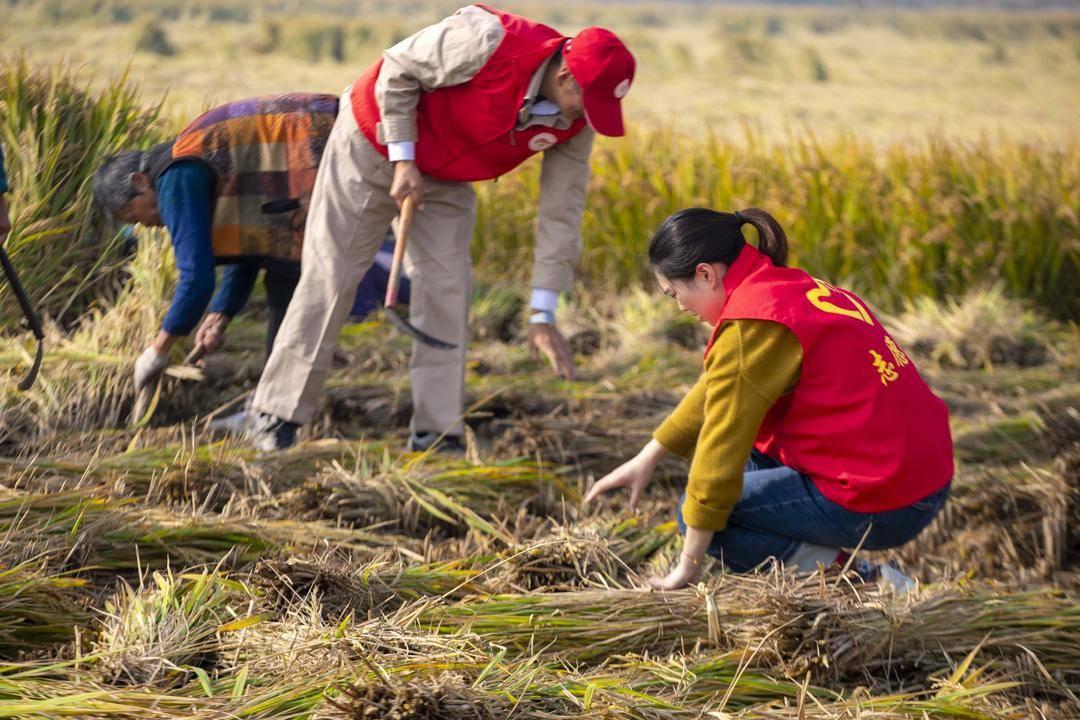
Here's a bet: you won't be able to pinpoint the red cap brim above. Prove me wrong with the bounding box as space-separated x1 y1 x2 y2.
582 92 625 137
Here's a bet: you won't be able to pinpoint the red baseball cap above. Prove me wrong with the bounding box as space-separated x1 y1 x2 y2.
563 27 635 137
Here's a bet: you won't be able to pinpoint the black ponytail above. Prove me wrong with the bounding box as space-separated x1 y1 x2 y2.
738 208 788 268
648 207 789 281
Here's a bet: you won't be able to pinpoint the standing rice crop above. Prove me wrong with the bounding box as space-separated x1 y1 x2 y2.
0 59 164 327
0 229 177 445
474 130 1080 321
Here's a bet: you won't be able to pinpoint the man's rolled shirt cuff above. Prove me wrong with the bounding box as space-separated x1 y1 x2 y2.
379 117 418 145
680 493 733 533
529 287 559 313
653 421 697 459
530 265 576 294
387 141 416 162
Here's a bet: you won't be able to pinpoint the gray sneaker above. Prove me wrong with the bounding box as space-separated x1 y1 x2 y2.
407 431 465 454
248 412 299 452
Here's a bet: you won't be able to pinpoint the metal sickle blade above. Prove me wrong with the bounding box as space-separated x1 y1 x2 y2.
385 307 457 349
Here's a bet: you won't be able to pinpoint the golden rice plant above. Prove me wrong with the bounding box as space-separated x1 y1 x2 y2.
0 228 177 445
0 58 164 326
475 129 1080 321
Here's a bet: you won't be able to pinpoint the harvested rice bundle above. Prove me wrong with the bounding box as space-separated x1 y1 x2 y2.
0 490 285 573
328 675 500 720
895 461 1072 583
728 688 1027 720
416 582 780 662
95 510 280 570
322 379 412 432
886 288 1066 371
953 412 1048 465
420 575 1079 694
253 558 395 617
232 604 491 685
283 457 576 541
97 510 423 571
0 560 90 656
497 530 625 591
789 584 1080 694
494 517 678 591
325 650 823 719
94 569 251 687
487 412 659 476
251 557 479 619
588 651 828 710
0 659 354 718
0 490 123 566
0 438 396 511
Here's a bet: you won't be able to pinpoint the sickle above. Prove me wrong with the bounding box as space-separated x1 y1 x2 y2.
0 245 45 390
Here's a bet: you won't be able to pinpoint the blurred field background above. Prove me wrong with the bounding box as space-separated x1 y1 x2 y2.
0 2 1078 718
4 0 1079 140
2 0 1079 326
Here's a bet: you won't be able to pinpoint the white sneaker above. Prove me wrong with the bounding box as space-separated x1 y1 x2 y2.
851 558 916 595
208 409 255 436
877 563 917 595
247 412 299 452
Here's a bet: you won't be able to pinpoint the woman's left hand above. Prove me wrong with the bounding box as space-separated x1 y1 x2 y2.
647 553 704 591
648 527 715 590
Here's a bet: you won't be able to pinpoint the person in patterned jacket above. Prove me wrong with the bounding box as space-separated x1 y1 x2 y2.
93 93 407 396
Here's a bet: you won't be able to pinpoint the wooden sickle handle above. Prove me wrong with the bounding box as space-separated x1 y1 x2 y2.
384 195 415 308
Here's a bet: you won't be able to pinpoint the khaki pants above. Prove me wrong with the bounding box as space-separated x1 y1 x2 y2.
252 87 475 436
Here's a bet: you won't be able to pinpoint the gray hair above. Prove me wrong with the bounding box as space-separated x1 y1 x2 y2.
92 150 144 219
92 143 172 218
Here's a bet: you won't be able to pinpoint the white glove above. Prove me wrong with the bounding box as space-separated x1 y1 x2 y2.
133 346 170 391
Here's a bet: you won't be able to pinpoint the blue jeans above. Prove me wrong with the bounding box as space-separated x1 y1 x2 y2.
676 450 950 573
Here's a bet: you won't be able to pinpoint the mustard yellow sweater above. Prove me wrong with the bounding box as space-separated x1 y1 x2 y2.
653 320 803 531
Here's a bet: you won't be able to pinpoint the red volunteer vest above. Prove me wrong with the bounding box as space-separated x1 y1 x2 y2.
350 5 587 182
709 245 953 512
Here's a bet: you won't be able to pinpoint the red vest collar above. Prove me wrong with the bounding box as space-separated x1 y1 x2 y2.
721 243 769 299
704 244 771 359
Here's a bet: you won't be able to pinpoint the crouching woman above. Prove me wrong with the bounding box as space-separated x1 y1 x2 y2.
584 208 952 590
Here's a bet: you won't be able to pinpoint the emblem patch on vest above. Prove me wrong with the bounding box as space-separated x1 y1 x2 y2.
528 133 558 152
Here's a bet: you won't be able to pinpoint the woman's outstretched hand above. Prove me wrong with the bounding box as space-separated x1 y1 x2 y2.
648 553 704 590
583 439 668 510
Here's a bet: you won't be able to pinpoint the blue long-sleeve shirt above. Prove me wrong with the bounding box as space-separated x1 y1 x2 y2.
155 160 404 335
0 144 8 193
156 161 258 335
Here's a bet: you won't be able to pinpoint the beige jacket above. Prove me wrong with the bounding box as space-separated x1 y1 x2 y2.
373 5 595 294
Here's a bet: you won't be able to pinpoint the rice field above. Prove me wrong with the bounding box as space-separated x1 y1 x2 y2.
1 3 1079 718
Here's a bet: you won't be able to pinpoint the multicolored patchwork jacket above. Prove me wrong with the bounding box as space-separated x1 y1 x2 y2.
150 93 339 261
